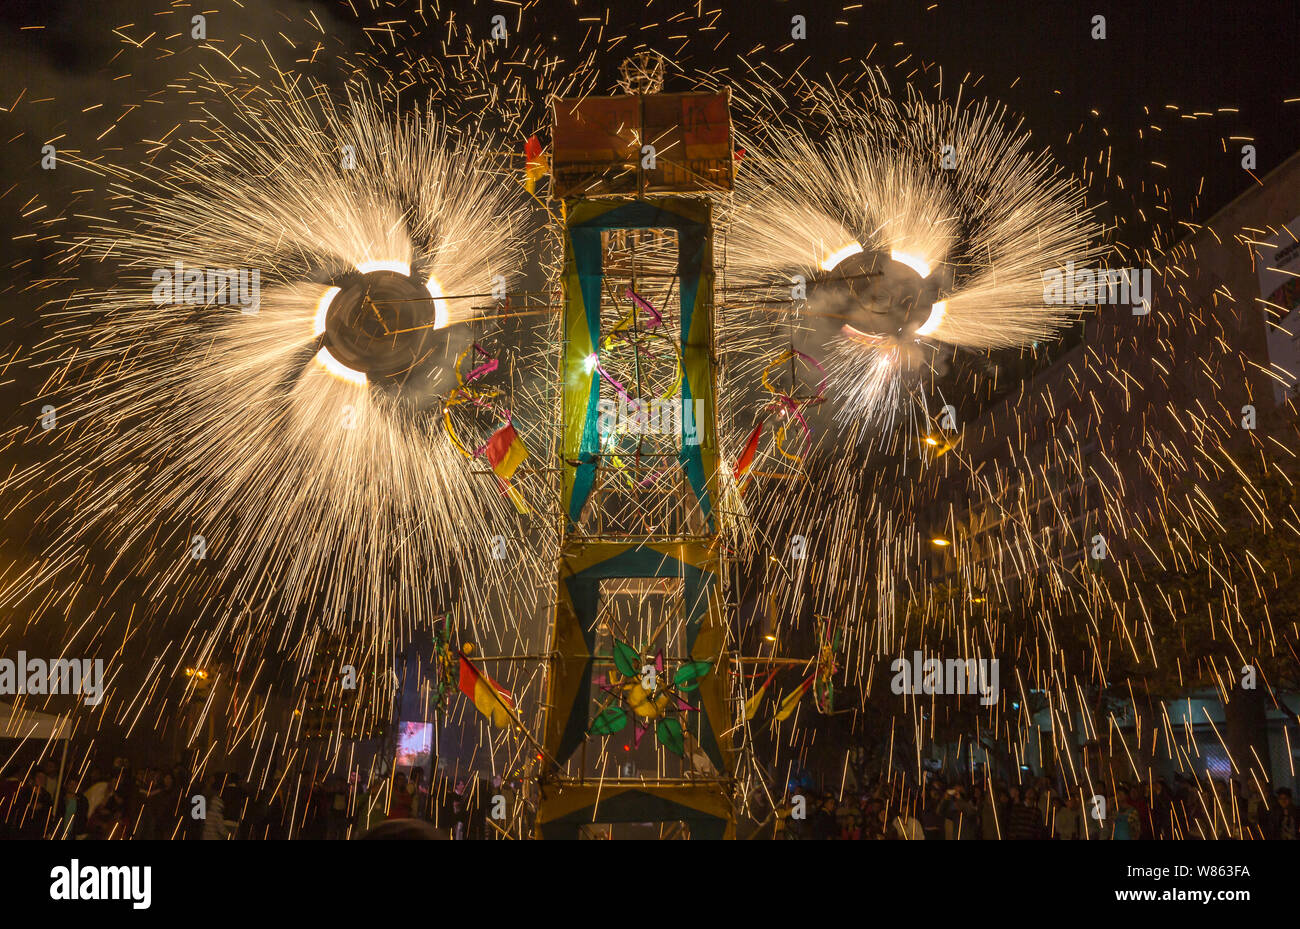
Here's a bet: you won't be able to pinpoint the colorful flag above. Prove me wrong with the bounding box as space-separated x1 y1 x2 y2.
458 652 515 728
733 419 764 480
774 675 814 721
481 422 530 514
743 670 777 721
483 422 528 481
524 135 547 194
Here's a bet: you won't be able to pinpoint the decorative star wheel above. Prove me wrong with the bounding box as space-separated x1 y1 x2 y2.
812 616 842 714
430 615 458 712
588 639 711 756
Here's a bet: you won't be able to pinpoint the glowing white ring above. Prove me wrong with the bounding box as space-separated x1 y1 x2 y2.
313 345 368 386
914 300 946 338
310 284 366 385
890 249 932 279
356 259 411 275
425 276 450 330
819 242 864 272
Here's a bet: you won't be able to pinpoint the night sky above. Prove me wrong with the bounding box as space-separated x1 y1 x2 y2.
2 0 1297 390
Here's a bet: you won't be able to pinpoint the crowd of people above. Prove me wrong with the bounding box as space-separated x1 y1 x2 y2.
4 754 1297 839
771 772 1298 840
0 757 522 840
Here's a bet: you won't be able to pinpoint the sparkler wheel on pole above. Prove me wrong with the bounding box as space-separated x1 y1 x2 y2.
812 250 942 341
322 270 452 383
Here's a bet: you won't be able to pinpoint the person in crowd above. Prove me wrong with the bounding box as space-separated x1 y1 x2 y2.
837 794 862 840
1126 784 1152 839
920 785 945 840
57 776 88 840
1111 788 1139 840
782 786 809 839
320 774 348 840
222 772 247 837
1034 776 1055 821
891 801 925 840
450 793 469 840
408 767 429 821
487 774 516 838
1054 794 1083 840
810 793 838 840
87 785 128 839
357 818 447 839
1268 788 1296 840
201 774 229 840
470 777 493 839
1007 787 1042 840
351 775 374 834
866 803 889 840
180 774 204 840
387 772 412 819
17 772 53 839
1084 791 1112 840
939 784 980 840
82 768 110 820
771 794 793 839
1026 788 1049 839
980 785 1004 839
1245 783 1272 840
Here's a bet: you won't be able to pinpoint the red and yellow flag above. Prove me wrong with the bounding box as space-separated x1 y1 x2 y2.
484 422 527 480
733 419 764 481
458 653 515 729
524 135 548 194
482 422 530 514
